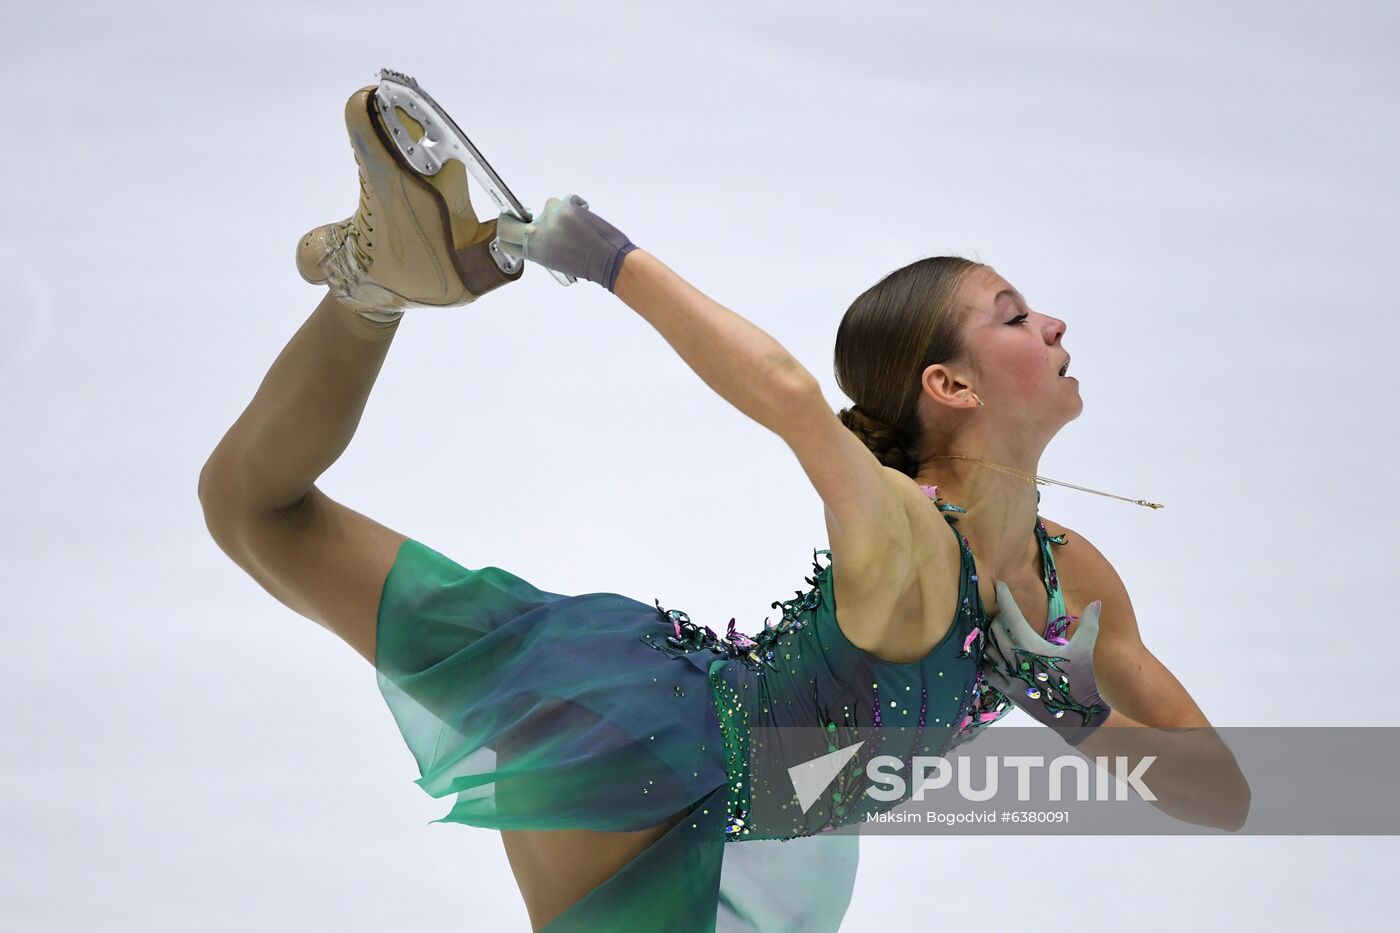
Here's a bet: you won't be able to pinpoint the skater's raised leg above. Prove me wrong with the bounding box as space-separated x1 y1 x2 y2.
200 65 522 657
201 74 696 931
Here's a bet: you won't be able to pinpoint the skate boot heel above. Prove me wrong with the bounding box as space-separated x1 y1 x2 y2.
375 68 574 288
370 91 517 299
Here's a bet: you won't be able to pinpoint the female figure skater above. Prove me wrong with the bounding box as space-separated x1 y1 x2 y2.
198 73 1244 931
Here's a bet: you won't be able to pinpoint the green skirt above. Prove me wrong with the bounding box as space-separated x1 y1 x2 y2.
374 538 857 931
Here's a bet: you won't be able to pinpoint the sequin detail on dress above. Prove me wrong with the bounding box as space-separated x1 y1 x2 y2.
642 549 830 674
709 672 752 836
640 490 990 842
644 550 847 840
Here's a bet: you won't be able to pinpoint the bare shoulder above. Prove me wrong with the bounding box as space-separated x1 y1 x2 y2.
872 466 961 558
828 467 963 662
1037 516 1141 639
821 466 928 564
877 465 949 520
1038 516 1113 584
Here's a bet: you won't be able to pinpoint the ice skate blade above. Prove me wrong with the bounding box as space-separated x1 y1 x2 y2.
375 67 575 287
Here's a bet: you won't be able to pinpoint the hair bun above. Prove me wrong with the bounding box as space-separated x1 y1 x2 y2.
837 404 916 474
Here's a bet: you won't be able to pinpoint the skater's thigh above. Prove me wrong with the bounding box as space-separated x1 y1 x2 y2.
500 808 689 931
202 482 407 667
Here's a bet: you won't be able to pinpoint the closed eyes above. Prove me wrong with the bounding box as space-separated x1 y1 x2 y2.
1006 313 1029 325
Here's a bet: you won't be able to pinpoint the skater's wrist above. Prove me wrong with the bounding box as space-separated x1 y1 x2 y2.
1060 706 1125 749
610 246 646 298
605 242 640 293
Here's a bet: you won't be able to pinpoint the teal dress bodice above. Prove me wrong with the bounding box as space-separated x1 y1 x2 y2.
642 482 1072 841
935 484 1076 747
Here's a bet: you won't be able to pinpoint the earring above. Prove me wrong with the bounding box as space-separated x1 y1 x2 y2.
974 394 984 408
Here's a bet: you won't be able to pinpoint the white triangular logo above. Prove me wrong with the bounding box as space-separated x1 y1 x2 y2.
788 740 865 813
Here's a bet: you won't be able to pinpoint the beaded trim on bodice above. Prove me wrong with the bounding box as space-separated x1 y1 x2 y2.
641 553 828 675
933 483 1074 748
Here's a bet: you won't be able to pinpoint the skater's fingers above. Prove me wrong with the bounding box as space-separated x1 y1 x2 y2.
992 586 1053 655
982 627 1015 676
540 196 567 220
992 581 1035 631
992 617 1031 658
1066 600 1103 651
496 211 527 244
986 620 1020 673
1002 609 1051 654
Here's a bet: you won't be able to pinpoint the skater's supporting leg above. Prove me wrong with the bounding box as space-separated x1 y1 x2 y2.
501 809 690 931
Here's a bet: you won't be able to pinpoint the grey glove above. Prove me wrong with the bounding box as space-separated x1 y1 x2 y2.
495 194 638 292
981 580 1112 746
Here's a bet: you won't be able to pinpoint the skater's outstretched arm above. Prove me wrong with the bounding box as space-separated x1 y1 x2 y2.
611 248 928 573
612 249 815 434
497 197 950 653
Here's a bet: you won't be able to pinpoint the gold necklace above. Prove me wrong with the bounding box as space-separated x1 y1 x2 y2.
926 454 1164 509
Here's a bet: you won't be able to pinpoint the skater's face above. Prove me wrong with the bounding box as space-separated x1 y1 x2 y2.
920 265 1080 424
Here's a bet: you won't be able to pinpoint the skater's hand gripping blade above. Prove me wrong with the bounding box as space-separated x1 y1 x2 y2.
374 68 574 286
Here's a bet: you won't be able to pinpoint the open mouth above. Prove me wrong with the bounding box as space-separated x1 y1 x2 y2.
1058 357 1071 377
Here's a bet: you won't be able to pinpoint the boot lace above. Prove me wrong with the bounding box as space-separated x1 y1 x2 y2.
349 151 376 270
